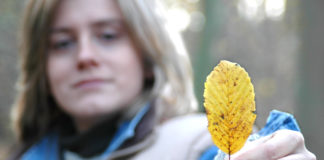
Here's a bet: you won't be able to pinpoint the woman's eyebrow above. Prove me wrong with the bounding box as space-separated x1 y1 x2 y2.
92 19 124 28
50 27 72 34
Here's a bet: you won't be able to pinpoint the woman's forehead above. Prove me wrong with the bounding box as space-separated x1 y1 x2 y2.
52 0 123 28
50 19 125 34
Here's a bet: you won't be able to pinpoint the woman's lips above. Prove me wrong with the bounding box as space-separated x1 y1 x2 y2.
74 79 107 89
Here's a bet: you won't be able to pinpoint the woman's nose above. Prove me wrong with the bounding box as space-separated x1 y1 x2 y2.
76 36 99 70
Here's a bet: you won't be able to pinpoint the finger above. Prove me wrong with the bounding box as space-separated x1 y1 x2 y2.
277 154 305 160
232 130 304 160
278 153 317 160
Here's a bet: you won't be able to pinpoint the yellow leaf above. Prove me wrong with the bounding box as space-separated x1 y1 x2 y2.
204 60 256 156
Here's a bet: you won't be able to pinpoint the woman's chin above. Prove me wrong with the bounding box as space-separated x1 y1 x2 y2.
64 101 121 118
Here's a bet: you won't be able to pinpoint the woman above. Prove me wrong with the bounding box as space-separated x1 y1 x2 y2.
8 0 316 159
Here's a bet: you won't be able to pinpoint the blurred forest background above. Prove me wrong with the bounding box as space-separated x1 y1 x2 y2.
0 0 323 159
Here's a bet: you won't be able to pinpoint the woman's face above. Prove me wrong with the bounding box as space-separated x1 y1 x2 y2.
47 0 144 130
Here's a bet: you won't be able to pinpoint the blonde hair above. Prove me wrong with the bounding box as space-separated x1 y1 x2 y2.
12 0 197 144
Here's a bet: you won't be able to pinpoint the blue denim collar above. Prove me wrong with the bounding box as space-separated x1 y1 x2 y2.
21 103 151 160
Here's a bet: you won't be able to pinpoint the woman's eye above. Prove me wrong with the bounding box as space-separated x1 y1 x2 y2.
101 33 118 41
52 40 73 50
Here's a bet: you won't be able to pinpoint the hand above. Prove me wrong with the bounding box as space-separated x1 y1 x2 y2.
229 129 316 160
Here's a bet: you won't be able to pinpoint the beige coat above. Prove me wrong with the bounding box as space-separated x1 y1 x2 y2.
109 114 214 160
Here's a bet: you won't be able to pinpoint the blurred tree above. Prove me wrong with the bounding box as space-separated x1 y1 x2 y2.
192 0 220 109
297 0 324 159
0 0 21 155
